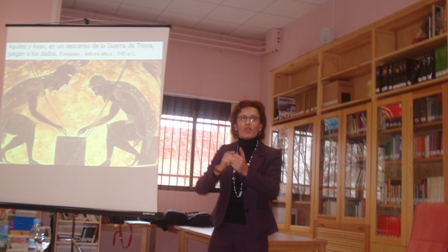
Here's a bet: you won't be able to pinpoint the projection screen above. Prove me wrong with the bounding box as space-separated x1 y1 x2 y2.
0 25 169 215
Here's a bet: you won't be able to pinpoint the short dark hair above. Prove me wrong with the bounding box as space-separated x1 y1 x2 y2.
230 100 267 140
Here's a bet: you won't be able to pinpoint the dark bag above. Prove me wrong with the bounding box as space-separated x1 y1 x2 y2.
163 209 188 225
102 215 124 224
186 212 213 227
155 210 213 231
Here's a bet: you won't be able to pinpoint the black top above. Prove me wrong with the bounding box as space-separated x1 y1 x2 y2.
223 137 258 224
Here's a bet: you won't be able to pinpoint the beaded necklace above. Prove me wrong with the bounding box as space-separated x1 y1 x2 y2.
232 140 258 198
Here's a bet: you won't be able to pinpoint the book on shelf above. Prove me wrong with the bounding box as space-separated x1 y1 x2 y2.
379 103 402 130
414 176 444 203
414 130 443 158
378 182 388 204
345 199 365 217
376 59 420 94
378 178 402 204
274 96 296 121
379 65 388 93
60 212 70 220
5 235 29 252
375 46 440 93
86 214 99 222
393 59 419 90
413 94 442 124
412 14 431 44
435 45 448 77
432 4 445 36
375 65 382 94
377 215 401 237
347 111 367 135
294 89 317 114
386 134 402 161
79 226 97 243
60 213 99 222
417 51 436 83
387 179 402 204
322 117 338 138
411 5 446 44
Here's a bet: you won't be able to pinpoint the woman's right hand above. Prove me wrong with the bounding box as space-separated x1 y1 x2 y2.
214 151 235 175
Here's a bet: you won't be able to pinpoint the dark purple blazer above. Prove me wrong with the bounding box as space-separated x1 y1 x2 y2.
196 141 282 237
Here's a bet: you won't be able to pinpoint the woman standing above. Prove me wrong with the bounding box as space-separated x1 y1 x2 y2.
196 100 282 252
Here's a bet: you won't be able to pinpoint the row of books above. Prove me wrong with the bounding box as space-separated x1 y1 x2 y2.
429 4 446 38
413 94 443 124
57 226 98 244
375 45 448 95
377 216 401 237
79 227 98 243
412 4 446 44
0 211 40 252
345 199 366 218
414 131 443 158
413 176 444 203
378 179 402 205
378 103 402 130
346 112 367 135
3 235 28 252
296 89 317 115
322 117 338 138
375 58 419 94
379 134 402 161
60 213 99 222
320 199 336 216
273 96 296 121
273 90 317 121
346 141 367 160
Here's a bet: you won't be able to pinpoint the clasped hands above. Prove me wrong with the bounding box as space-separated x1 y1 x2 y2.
214 148 248 177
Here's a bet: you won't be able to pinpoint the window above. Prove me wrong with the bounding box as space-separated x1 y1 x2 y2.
158 95 232 189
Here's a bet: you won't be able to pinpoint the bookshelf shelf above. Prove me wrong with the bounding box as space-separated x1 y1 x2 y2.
320 97 371 114
377 204 402 209
272 110 317 126
413 156 443 163
270 0 447 251
321 62 371 82
376 35 447 63
273 81 317 98
291 201 312 205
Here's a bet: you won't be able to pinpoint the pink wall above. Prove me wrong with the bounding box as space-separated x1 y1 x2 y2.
0 0 59 90
0 0 421 251
165 40 261 102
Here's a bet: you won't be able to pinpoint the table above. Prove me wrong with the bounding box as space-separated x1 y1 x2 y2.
168 225 327 252
102 223 157 252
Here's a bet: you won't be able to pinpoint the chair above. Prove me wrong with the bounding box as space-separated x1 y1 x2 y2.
407 203 448 252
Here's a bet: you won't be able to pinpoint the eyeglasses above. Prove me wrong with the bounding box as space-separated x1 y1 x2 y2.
237 115 260 122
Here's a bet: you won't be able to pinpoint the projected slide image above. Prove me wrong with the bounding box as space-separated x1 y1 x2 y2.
1 60 161 167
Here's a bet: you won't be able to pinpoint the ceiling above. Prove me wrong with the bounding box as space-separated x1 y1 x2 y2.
61 0 330 41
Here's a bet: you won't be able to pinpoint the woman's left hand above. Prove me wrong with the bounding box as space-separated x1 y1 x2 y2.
232 147 249 176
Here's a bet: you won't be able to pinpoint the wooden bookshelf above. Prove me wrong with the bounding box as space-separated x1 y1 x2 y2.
269 0 448 251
